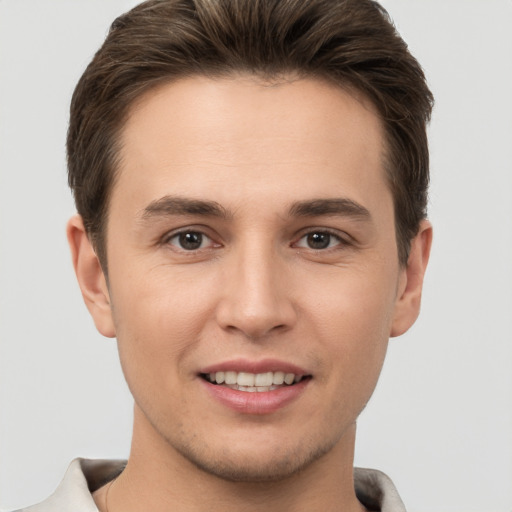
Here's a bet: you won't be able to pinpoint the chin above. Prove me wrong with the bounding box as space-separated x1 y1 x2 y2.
170 430 339 483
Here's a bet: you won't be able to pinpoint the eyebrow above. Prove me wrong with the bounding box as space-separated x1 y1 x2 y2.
288 198 371 221
138 195 371 223
139 195 230 221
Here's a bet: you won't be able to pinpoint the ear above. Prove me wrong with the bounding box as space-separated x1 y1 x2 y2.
390 220 433 337
66 215 116 338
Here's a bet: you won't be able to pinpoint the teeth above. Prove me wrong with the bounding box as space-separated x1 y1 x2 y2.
237 372 255 386
226 384 278 392
273 371 285 385
284 373 295 385
206 371 304 388
254 372 273 387
224 371 237 385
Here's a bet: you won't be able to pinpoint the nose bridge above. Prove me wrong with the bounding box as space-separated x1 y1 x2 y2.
216 232 296 339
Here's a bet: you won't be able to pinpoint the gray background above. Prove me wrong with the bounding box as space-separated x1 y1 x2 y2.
1 1 511 510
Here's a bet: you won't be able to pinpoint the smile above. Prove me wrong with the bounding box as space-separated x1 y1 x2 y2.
202 371 307 392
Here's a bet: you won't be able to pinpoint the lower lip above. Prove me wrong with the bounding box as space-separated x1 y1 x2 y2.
201 378 310 414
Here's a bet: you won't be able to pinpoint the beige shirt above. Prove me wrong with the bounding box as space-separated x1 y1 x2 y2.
16 458 406 512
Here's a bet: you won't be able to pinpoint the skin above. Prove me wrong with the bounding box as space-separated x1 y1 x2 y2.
68 75 432 512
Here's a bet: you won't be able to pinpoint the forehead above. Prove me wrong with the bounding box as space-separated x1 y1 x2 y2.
113 75 389 216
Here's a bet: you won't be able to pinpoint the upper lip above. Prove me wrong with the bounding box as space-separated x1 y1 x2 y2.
199 358 309 376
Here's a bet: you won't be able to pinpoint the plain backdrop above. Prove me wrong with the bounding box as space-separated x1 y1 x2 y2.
1 1 511 511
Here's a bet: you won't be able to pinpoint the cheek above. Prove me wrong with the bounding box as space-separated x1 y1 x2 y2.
305 267 396 392
109 271 213 385
307 262 398 338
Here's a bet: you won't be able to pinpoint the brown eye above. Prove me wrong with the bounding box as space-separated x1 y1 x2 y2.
295 231 344 250
169 231 209 250
306 232 331 249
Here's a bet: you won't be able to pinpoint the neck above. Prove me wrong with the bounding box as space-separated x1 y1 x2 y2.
102 406 366 512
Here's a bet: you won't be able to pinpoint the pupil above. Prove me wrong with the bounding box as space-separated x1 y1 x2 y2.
307 232 330 249
179 232 202 250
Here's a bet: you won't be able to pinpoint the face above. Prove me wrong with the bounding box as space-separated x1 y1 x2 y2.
73 75 427 482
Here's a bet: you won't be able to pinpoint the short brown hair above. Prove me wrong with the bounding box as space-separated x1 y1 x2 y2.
67 0 433 268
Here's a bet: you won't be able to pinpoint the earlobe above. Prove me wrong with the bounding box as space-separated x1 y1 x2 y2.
66 215 116 338
390 220 433 337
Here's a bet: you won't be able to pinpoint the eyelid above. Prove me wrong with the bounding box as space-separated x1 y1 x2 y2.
160 225 221 250
292 227 353 249
157 224 353 251
168 232 212 250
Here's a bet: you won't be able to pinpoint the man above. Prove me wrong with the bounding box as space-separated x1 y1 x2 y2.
19 0 433 510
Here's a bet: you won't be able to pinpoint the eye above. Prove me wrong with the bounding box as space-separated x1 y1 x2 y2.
167 231 213 251
295 231 344 250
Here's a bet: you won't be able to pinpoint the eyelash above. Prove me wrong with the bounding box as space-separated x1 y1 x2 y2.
293 229 351 251
161 227 351 253
163 229 218 252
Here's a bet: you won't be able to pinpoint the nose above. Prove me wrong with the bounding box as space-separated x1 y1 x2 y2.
215 240 297 340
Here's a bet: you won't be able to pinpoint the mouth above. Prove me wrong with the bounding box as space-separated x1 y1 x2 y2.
200 371 311 392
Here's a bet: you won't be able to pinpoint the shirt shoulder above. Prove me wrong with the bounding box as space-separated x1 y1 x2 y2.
12 460 403 512
14 458 126 512
354 467 407 512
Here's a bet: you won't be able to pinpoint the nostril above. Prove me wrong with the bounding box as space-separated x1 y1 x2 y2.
215 275 298 339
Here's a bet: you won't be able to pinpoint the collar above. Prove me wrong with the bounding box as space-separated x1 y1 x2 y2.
20 459 406 512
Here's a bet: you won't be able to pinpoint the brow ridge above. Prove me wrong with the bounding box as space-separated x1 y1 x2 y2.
288 198 371 220
139 195 230 220
138 195 370 223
